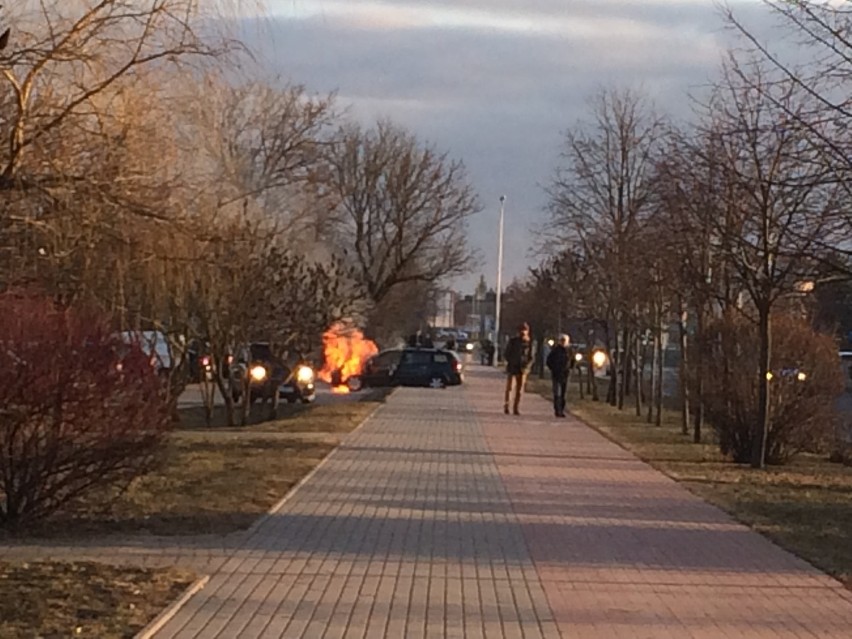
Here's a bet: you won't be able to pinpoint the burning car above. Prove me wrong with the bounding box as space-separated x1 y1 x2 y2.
319 323 379 393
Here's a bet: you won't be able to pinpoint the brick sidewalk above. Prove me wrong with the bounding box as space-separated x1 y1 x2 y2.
142 367 852 638
4 368 852 637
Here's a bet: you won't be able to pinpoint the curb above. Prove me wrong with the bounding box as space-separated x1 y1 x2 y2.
134 574 210 639
243 391 392 536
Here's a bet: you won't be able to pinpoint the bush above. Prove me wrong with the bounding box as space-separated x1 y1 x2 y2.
0 291 170 528
700 313 843 465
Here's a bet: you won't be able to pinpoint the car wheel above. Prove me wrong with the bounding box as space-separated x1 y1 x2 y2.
347 376 363 392
429 376 446 389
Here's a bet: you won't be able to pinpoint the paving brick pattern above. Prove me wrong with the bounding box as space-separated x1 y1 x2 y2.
4 367 852 637
154 381 555 638
467 370 852 638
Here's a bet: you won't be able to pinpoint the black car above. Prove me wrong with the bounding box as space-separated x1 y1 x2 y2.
229 343 316 404
357 348 463 388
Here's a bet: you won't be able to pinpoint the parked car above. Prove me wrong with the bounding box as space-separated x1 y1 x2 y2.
356 347 463 389
278 359 318 404
118 330 173 376
229 342 316 404
187 340 214 382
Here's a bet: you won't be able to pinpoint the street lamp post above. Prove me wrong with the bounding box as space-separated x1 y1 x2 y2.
494 195 506 364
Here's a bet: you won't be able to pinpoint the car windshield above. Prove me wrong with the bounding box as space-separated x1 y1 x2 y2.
250 343 274 360
371 350 402 367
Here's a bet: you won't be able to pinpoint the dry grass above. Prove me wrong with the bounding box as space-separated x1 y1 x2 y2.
176 388 391 430
13 397 386 538
531 377 852 589
0 389 389 638
0 561 194 639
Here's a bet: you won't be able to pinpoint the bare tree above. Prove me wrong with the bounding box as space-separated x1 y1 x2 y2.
0 1 235 187
546 87 666 408
324 121 480 304
724 1 852 254
696 58 846 468
194 78 339 245
724 1 852 163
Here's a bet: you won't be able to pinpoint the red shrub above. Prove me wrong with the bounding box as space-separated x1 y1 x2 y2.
0 291 170 527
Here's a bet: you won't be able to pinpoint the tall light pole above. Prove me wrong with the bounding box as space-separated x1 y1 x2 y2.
494 195 506 364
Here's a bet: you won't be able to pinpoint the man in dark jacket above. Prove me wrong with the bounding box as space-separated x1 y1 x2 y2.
503 322 534 415
546 334 573 417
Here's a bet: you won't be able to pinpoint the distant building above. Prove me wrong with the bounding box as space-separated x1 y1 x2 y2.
454 275 496 340
430 290 456 329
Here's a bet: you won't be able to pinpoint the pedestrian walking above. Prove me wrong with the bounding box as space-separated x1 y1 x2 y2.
503 322 533 415
483 339 495 366
546 334 573 417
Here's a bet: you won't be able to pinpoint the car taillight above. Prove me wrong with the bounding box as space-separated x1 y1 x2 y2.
454 361 461 371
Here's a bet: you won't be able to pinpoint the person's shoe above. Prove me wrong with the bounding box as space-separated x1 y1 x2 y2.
513 409 520 416
558 413 567 418
504 406 510 415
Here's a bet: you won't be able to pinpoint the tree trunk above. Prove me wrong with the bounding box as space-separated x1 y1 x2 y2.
752 302 772 469
587 328 597 399
216 372 235 428
201 372 216 427
677 300 690 436
655 319 663 427
618 327 630 410
606 323 617 405
634 331 643 417
647 324 658 424
693 302 705 444
268 382 280 421
241 372 252 426
577 351 585 400
536 330 546 379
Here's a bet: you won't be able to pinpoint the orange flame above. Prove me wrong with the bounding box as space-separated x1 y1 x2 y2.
319 323 379 388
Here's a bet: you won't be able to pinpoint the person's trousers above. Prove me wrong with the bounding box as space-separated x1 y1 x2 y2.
552 375 568 415
504 372 528 412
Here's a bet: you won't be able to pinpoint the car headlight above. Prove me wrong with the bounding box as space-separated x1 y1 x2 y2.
575 353 583 362
465 343 474 351
296 365 315 383
592 351 608 368
250 365 268 382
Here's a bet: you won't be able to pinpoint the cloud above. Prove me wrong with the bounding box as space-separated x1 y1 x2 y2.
246 0 774 290
269 0 712 38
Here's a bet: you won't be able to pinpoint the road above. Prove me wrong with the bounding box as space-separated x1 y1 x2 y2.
177 382 357 409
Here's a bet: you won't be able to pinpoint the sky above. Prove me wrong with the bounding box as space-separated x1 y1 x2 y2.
244 0 772 293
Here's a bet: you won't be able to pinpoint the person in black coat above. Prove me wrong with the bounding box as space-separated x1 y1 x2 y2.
503 323 534 415
546 334 574 418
